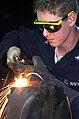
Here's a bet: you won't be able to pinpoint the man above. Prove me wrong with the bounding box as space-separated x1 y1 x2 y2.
0 0 79 118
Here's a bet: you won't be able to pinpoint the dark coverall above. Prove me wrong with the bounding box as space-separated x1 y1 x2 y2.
0 26 79 119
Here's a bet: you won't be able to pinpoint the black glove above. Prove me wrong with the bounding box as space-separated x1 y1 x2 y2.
5 86 49 119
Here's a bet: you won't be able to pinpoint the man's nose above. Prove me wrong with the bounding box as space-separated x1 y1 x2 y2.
43 28 50 37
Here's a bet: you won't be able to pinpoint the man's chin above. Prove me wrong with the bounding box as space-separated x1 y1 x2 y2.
49 42 57 48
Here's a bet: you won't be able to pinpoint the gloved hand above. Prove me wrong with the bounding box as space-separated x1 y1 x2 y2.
24 56 50 84
7 46 21 69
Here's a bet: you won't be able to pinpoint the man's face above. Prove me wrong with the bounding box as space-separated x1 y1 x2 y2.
37 11 72 48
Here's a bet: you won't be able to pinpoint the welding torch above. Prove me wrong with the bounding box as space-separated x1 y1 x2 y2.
11 55 33 76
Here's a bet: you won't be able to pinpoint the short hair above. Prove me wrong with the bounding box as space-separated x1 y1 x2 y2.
34 0 78 17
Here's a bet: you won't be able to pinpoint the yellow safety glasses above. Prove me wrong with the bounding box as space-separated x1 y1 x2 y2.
34 11 73 32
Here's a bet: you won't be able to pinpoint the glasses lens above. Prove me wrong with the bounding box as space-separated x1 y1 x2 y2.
36 24 61 32
46 25 61 32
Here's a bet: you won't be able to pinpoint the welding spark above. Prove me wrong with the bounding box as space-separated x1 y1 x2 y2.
12 73 29 87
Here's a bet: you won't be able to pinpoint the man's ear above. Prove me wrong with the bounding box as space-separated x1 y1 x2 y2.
68 12 77 26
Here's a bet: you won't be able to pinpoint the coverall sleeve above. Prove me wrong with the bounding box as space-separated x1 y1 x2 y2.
0 26 40 79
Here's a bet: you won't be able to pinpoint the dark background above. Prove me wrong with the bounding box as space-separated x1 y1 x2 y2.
0 0 36 40
0 0 79 41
